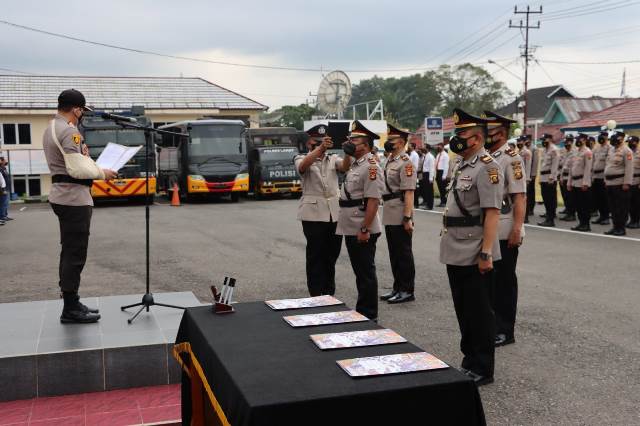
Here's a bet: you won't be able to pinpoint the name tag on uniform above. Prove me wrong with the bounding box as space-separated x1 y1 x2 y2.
460 176 472 181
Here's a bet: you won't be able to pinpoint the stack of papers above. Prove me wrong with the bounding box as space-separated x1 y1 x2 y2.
266 295 343 310
96 142 142 172
311 329 407 350
283 311 368 327
337 352 449 377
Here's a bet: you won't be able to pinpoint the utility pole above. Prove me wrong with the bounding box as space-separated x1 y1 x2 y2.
509 5 542 135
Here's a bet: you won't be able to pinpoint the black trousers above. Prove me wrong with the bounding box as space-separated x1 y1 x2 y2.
436 170 447 205
384 225 415 293
526 179 536 216
560 180 575 215
574 187 593 226
345 233 379 320
447 264 495 378
607 185 631 231
422 172 434 209
592 178 609 219
540 181 558 219
493 240 518 339
302 221 342 296
51 203 92 294
629 186 640 223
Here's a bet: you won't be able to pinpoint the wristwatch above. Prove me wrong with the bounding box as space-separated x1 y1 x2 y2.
402 216 413 223
479 252 492 261
360 226 369 233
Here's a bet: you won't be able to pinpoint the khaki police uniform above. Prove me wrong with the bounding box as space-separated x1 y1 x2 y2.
604 144 634 233
337 152 384 319
538 144 560 221
382 151 417 296
591 141 610 222
294 152 344 296
568 146 593 228
43 114 94 296
629 144 640 226
559 147 577 217
440 147 503 379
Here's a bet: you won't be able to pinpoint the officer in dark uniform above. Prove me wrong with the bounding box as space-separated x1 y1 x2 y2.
336 121 384 320
627 136 640 228
440 108 503 386
294 125 351 296
380 124 417 304
42 89 117 323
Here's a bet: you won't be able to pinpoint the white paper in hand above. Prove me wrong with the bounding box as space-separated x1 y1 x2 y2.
95 143 142 172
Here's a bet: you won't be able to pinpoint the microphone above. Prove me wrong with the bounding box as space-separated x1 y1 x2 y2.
100 112 138 123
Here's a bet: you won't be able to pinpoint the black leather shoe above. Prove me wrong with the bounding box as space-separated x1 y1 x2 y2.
380 291 398 301
80 302 99 314
571 224 591 232
537 219 555 227
464 369 494 386
598 219 610 225
626 222 640 229
387 292 415 304
60 309 101 324
495 333 515 347
559 214 576 221
612 228 626 236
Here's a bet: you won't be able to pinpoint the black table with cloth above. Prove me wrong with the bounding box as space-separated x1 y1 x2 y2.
173 302 486 426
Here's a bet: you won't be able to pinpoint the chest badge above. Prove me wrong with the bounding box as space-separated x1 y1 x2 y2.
460 175 472 182
511 161 523 180
488 167 500 184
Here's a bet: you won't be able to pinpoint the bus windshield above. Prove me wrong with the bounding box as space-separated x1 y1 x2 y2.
259 147 297 164
251 135 294 146
84 129 146 147
189 124 244 157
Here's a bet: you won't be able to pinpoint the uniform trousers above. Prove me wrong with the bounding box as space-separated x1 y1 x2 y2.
436 170 447 205
592 178 609 220
345 233 379 320
606 185 630 231
422 172 434 209
447 264 495 378
629 186 640 224
540 181 558 219
493 240 518 339
301 221 342 296
560 180 574 215
51 203 92 294
573 187 593 226
384 225 415 294
526 179 536 216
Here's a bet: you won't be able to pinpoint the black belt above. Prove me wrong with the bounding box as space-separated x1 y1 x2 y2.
443 215 482 227
52 175 93 187
562 172 569 176
339 199 364 208
605 174 624 181
572 175 583 180
594 169 604 173
382 192 402 201
635 173 640 177
540 170 551 175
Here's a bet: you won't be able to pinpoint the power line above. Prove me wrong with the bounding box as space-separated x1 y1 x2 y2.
0 66 33 75
543 0 640 21
539 58 640 65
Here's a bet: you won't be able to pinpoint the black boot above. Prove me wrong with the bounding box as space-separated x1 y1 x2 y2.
61 292 101 324
571 223 591 232
380 290 398 301
559 213 576 221
537 218 555 227
626 221 640 229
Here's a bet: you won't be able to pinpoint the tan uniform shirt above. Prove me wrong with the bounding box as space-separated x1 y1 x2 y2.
294 153 343 222
560 148 576 182
539 144 560 183
632 148 640 186
439 149 503 266
591 143 609 179
336 152 384 236
491 144 526 241
42 114 93 206
604 145 634 186
382 151 417 226
520 147 533 183
568 147 593 188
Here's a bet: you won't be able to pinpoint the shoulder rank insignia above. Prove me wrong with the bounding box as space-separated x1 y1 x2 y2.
488 167 500 184
480 154 493 164
72 133 82 145
401 154 409 161
511 161 523 180
405 163 413 176
507 148 517 157
368 166 377 180
368 156 377 164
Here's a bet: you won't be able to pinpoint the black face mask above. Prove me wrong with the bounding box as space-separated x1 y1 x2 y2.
542 140 549 148
610 137 622 147
565 144 572 150
449 134 472 154
516 143 524 150
629 142 638 150
384 141 395 152
484 135 496 150
342 141 357 156
598 136 606 144
575 140 583 147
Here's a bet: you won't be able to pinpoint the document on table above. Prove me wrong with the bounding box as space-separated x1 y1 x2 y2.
283 310 368 327
310 329 407 350
95 142 142 171
266 295 344 310
337 352 449 378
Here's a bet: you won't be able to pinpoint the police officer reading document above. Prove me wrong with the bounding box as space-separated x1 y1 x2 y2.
295 125 351 296
43 89 117 323
439 109 503 386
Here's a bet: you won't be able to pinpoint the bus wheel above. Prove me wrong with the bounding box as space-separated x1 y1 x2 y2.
230 193 240 203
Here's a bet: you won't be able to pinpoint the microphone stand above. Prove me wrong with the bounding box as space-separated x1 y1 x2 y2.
107 117 189 324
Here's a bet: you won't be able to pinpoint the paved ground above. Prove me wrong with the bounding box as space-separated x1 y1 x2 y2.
1 198 639 425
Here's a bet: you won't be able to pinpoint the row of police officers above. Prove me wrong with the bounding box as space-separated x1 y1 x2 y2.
295 110 527 386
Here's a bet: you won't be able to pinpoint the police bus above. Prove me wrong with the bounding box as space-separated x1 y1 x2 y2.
157 119 249 202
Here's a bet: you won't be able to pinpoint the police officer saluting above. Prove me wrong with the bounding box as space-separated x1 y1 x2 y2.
538 133 560 227
484 111 526 347
604 130 634 235
43 89 117 323
295 125 351 296
336 121 384 320
567 133 593 232
380 124 417 304
440 109 503 386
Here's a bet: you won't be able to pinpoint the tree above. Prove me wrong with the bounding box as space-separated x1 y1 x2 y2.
278 104 317 130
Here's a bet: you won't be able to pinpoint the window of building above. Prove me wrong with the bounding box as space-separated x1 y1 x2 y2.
12 175 41 197
1 123 32 145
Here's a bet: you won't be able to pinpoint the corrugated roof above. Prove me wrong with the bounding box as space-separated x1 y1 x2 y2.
561 98 640 130
547 97 626 123
496 85 574 120
0 75 267 111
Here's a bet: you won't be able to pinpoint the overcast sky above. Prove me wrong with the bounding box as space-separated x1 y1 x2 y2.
2 0 639 110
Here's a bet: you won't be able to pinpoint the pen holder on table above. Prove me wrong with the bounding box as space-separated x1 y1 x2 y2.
211 283 235 314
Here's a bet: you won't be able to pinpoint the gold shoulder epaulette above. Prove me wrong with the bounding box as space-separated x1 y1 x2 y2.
480 154 493 164
401 154 409 161
506 148 517 157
